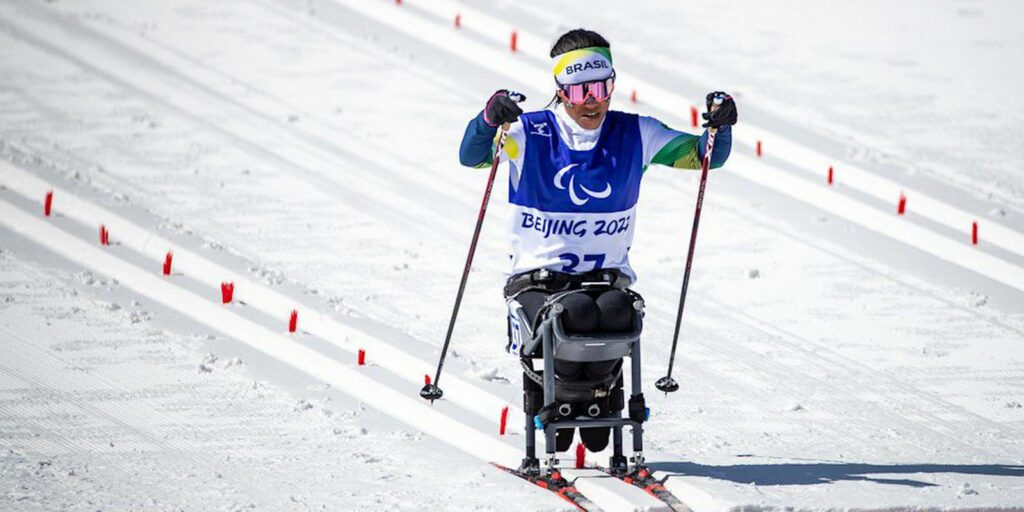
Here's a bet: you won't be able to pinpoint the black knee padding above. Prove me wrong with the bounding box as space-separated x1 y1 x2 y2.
582 360 618 381
609 386 624 412
596 290 634 332
559 293 600 333
555 360 583 380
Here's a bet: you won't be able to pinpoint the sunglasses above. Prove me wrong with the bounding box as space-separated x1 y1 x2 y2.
557 73 616 105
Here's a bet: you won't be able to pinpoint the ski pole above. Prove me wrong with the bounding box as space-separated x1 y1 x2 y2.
421 123 510 403
656 101 722 394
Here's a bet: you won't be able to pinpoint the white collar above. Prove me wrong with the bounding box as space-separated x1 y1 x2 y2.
552 104 605 151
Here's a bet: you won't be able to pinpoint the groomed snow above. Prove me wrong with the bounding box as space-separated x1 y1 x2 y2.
1 0 1023 510
0 245 558 511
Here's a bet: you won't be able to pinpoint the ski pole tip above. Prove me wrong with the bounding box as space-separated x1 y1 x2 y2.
654 376 679 394
419 384 444 402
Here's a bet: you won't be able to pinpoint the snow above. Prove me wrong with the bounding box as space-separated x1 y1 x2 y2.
0 246 554 511
512 0 1024 216
1 0 1023 510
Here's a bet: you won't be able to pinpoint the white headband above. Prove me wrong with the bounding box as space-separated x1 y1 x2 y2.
552 47 614 85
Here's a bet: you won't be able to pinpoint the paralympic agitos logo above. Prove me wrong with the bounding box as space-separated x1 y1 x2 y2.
554 163 612 206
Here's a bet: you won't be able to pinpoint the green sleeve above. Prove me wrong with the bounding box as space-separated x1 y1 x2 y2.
650 133 701 170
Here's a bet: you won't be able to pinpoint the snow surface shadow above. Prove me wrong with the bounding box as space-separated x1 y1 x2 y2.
650 461 1024 488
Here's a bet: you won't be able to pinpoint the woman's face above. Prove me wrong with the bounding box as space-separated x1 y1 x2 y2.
558 91 611 130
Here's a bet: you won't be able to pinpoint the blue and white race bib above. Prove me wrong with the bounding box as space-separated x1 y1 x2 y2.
507 110 645 282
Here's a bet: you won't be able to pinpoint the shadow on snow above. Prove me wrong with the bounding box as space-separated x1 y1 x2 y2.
649 460 1024 488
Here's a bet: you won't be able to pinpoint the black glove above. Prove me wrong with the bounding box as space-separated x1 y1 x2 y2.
482 90 526 128
701 91 737 129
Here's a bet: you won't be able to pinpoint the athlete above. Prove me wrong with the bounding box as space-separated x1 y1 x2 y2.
458 29 736 453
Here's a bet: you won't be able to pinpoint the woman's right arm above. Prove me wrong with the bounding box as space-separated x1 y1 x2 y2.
458 90 526 168
459 112 499 168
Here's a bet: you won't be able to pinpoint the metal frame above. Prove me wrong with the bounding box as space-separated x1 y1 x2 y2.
510 287 645 475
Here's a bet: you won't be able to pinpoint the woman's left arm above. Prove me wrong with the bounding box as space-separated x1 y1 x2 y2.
642 119 732 171
641 92 736 171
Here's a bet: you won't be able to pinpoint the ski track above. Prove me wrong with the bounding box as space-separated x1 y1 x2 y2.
684 300 1014 460
0 164 667 511
0 0 535 427
650 310 1004 466
1 0 1023 510
635 183 1024 452
0 164 518 442
0 0 548 423
714 302 1022 447
0 248 558 512
0 7 460 240
654 245 1024 458
0 2 678 502
1 329 231 467
0 197 559 505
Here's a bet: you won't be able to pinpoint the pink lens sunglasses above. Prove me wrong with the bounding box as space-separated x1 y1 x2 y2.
557 72 616 105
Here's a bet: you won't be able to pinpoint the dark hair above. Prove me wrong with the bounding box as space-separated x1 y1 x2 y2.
550 28 610 58
547 29 610 107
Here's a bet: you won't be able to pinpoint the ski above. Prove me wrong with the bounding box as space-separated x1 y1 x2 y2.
596 466 691 512
491 462 601 512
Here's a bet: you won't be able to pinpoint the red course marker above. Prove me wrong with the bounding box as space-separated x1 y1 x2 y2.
289 309 298 333
499 406 509 436
510 31 518 53
756 140 763 157
163 251 173 276
358 349 366 366
690 106 698 128
454 14 461 28
221 282 234 304
972 221 978 245
898 193 907 215
44 190 53 217
99 225 109 245
827 165 834 185
575 442 586 469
